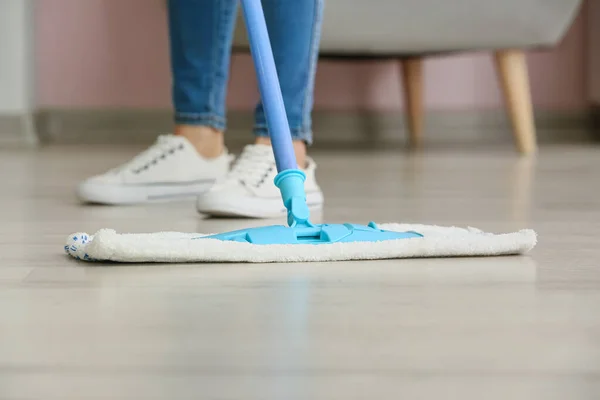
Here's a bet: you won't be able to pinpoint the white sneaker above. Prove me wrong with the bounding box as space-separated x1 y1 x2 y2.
196 144 324 218
77 135 231 205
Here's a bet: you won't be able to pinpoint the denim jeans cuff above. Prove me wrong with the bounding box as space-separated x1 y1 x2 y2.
174 112 226 131
253 124 313 145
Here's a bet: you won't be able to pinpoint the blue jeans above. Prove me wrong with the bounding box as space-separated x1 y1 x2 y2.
167 0 323 144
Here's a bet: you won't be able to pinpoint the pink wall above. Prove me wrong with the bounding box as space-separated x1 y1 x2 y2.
35 0 587 111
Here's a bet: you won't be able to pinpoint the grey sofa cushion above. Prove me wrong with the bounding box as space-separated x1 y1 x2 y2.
233 0 582 55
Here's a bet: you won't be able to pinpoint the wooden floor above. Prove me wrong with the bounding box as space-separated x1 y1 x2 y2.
1 143 599 399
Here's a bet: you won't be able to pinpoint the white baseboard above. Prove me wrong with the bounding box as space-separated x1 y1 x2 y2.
34 108 593 149
0 113 38 147
591 104 600 141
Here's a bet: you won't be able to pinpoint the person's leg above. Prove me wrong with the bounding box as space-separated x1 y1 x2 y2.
169 0 239 158
196 0 324 218
77 0 239 205
253 0 324 168
169 0 237 157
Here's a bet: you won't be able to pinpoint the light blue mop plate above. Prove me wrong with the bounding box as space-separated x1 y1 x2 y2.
203 222 422 245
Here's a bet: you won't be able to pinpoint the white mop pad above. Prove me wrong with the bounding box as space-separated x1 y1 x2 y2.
64 224 537 263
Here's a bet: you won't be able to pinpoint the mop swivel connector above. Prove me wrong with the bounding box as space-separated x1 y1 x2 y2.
274 169 313 228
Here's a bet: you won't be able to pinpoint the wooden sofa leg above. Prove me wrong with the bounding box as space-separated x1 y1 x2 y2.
400 57 424 148
494 50 537 155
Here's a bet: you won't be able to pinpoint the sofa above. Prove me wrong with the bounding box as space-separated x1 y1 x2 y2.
233 0 583 154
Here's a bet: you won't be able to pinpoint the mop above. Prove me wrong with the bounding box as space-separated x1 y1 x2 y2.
64 0 537 263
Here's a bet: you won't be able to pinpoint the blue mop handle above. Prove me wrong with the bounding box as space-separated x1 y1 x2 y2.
240 0 297 173
241 0 311 227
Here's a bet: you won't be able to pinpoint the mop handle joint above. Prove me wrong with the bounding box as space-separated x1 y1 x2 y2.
274 169 313 227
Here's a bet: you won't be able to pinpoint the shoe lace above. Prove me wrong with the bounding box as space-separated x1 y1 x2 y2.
227 145 275 187
112 135 184 175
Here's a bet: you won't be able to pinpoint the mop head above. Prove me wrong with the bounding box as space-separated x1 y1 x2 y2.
64 224 537 263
